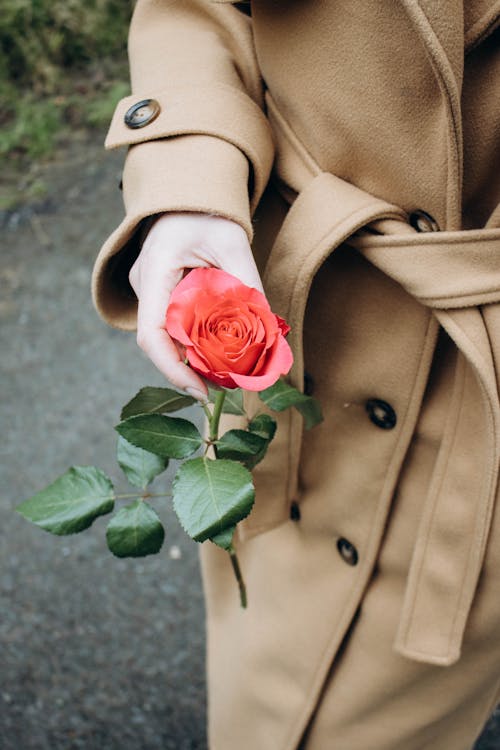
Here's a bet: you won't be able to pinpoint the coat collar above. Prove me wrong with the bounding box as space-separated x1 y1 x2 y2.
215 0 499 225
407 0 464 85
397 0 463 227
464 0 500 50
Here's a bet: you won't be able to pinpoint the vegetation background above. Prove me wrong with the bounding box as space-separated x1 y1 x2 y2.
0 0 133 209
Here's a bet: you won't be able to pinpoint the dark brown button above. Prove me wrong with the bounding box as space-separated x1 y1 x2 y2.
124 99 160 129
303 372 314 396
290 502 301 521
337 538 358 566
409 210 440 233
366 398 397 430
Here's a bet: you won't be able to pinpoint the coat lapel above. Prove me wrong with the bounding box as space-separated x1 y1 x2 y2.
412 0 464 86
464 0 500 50
398 0 463 228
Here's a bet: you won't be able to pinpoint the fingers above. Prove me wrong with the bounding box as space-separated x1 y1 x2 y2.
129 212 264 398
203 220 264 293
134 262 208 398
210 240 264 293
148 212 263 292
138 326 207 401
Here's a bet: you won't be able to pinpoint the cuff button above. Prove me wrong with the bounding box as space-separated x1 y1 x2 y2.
124 99 161 129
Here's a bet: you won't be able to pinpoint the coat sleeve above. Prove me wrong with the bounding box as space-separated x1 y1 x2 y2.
91 0 275 330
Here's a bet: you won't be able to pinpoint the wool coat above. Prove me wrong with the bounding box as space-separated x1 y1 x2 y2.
92 1 500 748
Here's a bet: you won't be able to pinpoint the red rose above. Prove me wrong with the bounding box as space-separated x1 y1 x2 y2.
165 268 293 390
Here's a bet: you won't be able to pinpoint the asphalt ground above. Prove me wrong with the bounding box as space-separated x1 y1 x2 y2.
1 139 206 750
1 135 498 749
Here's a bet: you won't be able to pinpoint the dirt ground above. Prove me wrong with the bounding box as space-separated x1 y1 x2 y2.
1 134 499 749
1 136 206 750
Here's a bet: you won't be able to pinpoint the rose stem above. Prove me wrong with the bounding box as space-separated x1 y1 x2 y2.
208 390 226 443
201 402 213 423
228 544 247 609
207 390 248 607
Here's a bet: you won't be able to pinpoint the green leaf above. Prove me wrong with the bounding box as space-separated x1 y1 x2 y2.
258 379 323 429
215 429 267 462
210 525 235 550
121 386 195 420
248 413 277 441
15 466 114 535
115 414 203 459
294 398 323 430
208 386 245 415
243 413 278 469
117 435 169 489
172 457 254 542
106 500 165 557
258 378 310 410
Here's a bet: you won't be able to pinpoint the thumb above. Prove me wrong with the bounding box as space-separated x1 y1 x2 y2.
209 234 264 294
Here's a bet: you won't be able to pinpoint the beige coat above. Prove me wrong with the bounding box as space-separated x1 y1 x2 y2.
92 2 500 748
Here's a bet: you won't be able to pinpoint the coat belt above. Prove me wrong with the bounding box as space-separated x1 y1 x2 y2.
261 93 500 666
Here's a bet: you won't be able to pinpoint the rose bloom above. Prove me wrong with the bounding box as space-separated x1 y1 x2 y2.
165 268 293 390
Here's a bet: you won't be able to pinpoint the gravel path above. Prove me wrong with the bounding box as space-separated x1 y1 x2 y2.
1 135 498 749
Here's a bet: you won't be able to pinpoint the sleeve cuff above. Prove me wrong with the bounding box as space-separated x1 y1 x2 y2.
91 134 255 331
105 83 275 211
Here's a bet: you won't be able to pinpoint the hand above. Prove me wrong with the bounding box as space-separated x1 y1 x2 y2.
128 212 263 400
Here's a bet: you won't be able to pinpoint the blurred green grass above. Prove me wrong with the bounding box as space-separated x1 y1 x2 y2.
0 0 134 165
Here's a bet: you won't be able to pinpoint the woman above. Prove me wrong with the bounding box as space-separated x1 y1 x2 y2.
92 2 500 748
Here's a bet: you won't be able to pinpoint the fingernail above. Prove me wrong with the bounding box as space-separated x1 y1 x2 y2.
186 387 206 402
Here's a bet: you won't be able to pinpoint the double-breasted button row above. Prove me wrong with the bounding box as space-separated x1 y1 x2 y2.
337 538 358 566
365 398 397 430
291 386 393 564
334 399 396 564
333 398 397 567
124 99 161 129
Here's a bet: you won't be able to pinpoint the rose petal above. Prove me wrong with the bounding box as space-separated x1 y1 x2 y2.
231 335 294 390
166 268 293 389
276 314 291 337
165 288 203 345
222 341 265 374
187 350 238 389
